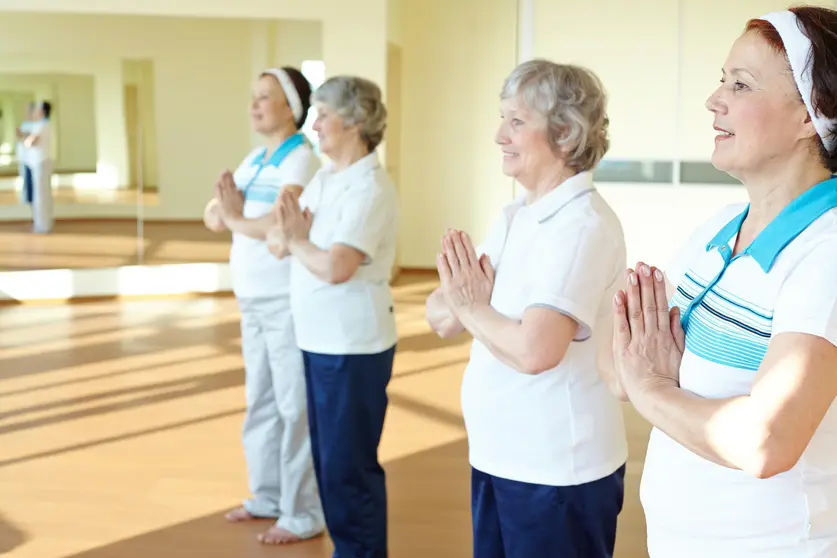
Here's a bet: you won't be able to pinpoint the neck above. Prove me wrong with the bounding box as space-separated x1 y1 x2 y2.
522 163 578 204
330 139 370 171
263 123 298 153
740 153 832 234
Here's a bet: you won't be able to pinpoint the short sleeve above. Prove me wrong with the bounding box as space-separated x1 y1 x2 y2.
279 148 320 189
525 222 622 341
772 241 837 346
331 181 396 261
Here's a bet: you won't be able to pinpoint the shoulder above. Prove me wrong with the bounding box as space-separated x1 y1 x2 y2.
239 146 265 167
545 189 626 250
283 143 319 168
349 163 396 200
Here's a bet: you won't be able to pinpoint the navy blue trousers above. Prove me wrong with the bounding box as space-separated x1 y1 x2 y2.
303 347 395 558
472 464 626 558
23 165 33 204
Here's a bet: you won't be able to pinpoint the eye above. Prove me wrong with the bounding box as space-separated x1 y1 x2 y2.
511 118 524 127
733 81 748 91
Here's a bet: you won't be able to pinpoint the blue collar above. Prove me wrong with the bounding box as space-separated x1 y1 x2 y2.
250 133 305 168
706 176 837 272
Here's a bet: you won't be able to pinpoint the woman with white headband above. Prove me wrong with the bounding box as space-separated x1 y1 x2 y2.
609 6 837 557
205 67 324 545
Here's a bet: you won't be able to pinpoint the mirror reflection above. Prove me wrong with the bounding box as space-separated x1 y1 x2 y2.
0 13 323 272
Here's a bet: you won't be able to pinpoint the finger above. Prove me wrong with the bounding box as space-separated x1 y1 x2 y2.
450 231 471 270
670 306 686 354
612 289 632 351
636 262 658 332
460 231 479 268
443 235 461 274
436 252 452 283
652 266 670 333
480 254 494 283
625 268 644 336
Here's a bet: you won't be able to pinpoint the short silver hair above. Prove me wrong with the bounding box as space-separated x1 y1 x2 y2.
501 59 610 171
312 76 387 151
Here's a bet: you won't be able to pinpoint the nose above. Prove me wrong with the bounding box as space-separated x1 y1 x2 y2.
495 121 509 145
312 118 321 132
705 86 726 115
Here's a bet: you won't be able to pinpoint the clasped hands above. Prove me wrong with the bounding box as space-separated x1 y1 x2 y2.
612 262 686 400
214 170 243 220
436 229 494 319
265 190 313 259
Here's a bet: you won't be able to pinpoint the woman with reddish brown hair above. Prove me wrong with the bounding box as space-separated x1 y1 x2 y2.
609 5 837 557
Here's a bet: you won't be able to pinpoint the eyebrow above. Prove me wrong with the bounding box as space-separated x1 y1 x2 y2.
722 67 757 80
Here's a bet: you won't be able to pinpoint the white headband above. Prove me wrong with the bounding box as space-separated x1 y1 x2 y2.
262 68 304 123
759 11 836 152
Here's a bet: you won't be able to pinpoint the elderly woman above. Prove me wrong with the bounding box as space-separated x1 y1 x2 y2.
269 75 398 558
203 67 323 545
425 59 628 558
611 6 837 557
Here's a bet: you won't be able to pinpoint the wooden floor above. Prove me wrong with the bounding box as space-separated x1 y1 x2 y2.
0 220 229 270
0 274 652 558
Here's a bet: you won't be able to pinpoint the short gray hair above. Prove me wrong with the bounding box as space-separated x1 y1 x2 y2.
501 59 610 171
312 76 388 151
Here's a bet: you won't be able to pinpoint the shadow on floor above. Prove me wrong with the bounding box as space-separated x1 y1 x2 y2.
0 512 27 554
60 439 473 558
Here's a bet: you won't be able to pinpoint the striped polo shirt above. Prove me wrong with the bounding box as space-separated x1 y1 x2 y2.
229 135 320 298
641 176 837 558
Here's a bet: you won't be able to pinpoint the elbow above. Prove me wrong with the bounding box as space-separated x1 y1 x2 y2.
325 266 354 285
743 433 802 479
519 349 565 375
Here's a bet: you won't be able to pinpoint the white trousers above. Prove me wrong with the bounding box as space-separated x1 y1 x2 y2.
238 295 324 538
31 159 53 233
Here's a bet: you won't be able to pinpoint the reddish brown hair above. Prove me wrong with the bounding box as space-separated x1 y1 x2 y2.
745 6 837 171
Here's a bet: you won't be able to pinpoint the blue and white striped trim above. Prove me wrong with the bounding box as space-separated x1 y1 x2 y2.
672 270 772 371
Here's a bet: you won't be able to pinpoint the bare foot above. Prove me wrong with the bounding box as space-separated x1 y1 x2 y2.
257 526 302 545
224 507 255 522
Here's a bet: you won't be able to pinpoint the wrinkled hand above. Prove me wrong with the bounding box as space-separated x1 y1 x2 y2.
612 262 686 400
277 189 312 244
214 170 243 219
436 229 494 317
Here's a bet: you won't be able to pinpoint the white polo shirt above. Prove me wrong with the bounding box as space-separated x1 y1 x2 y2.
25 120 51 166
230 135 320 299
290 151 398 355
642 176 837 557
461 171 629 487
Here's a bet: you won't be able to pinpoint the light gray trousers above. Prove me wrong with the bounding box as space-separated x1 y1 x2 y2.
238 295 324 538
31 159 53 234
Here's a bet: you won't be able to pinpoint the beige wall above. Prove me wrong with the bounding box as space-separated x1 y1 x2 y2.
398 0 518 268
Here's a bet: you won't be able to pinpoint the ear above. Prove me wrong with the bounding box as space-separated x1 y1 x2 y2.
797 110 820 143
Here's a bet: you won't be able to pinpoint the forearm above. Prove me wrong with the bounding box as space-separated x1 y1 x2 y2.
457 305 536 373
426 289 464 338
633 384 772 476
288 239 344 284
222 213 274 240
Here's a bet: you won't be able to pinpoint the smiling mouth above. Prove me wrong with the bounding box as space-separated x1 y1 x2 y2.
714 126 734 138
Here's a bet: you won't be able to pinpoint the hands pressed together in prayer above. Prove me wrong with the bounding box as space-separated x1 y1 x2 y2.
214 170 243 220
612 262 686 400
436 229 495 319
266 189 312 259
